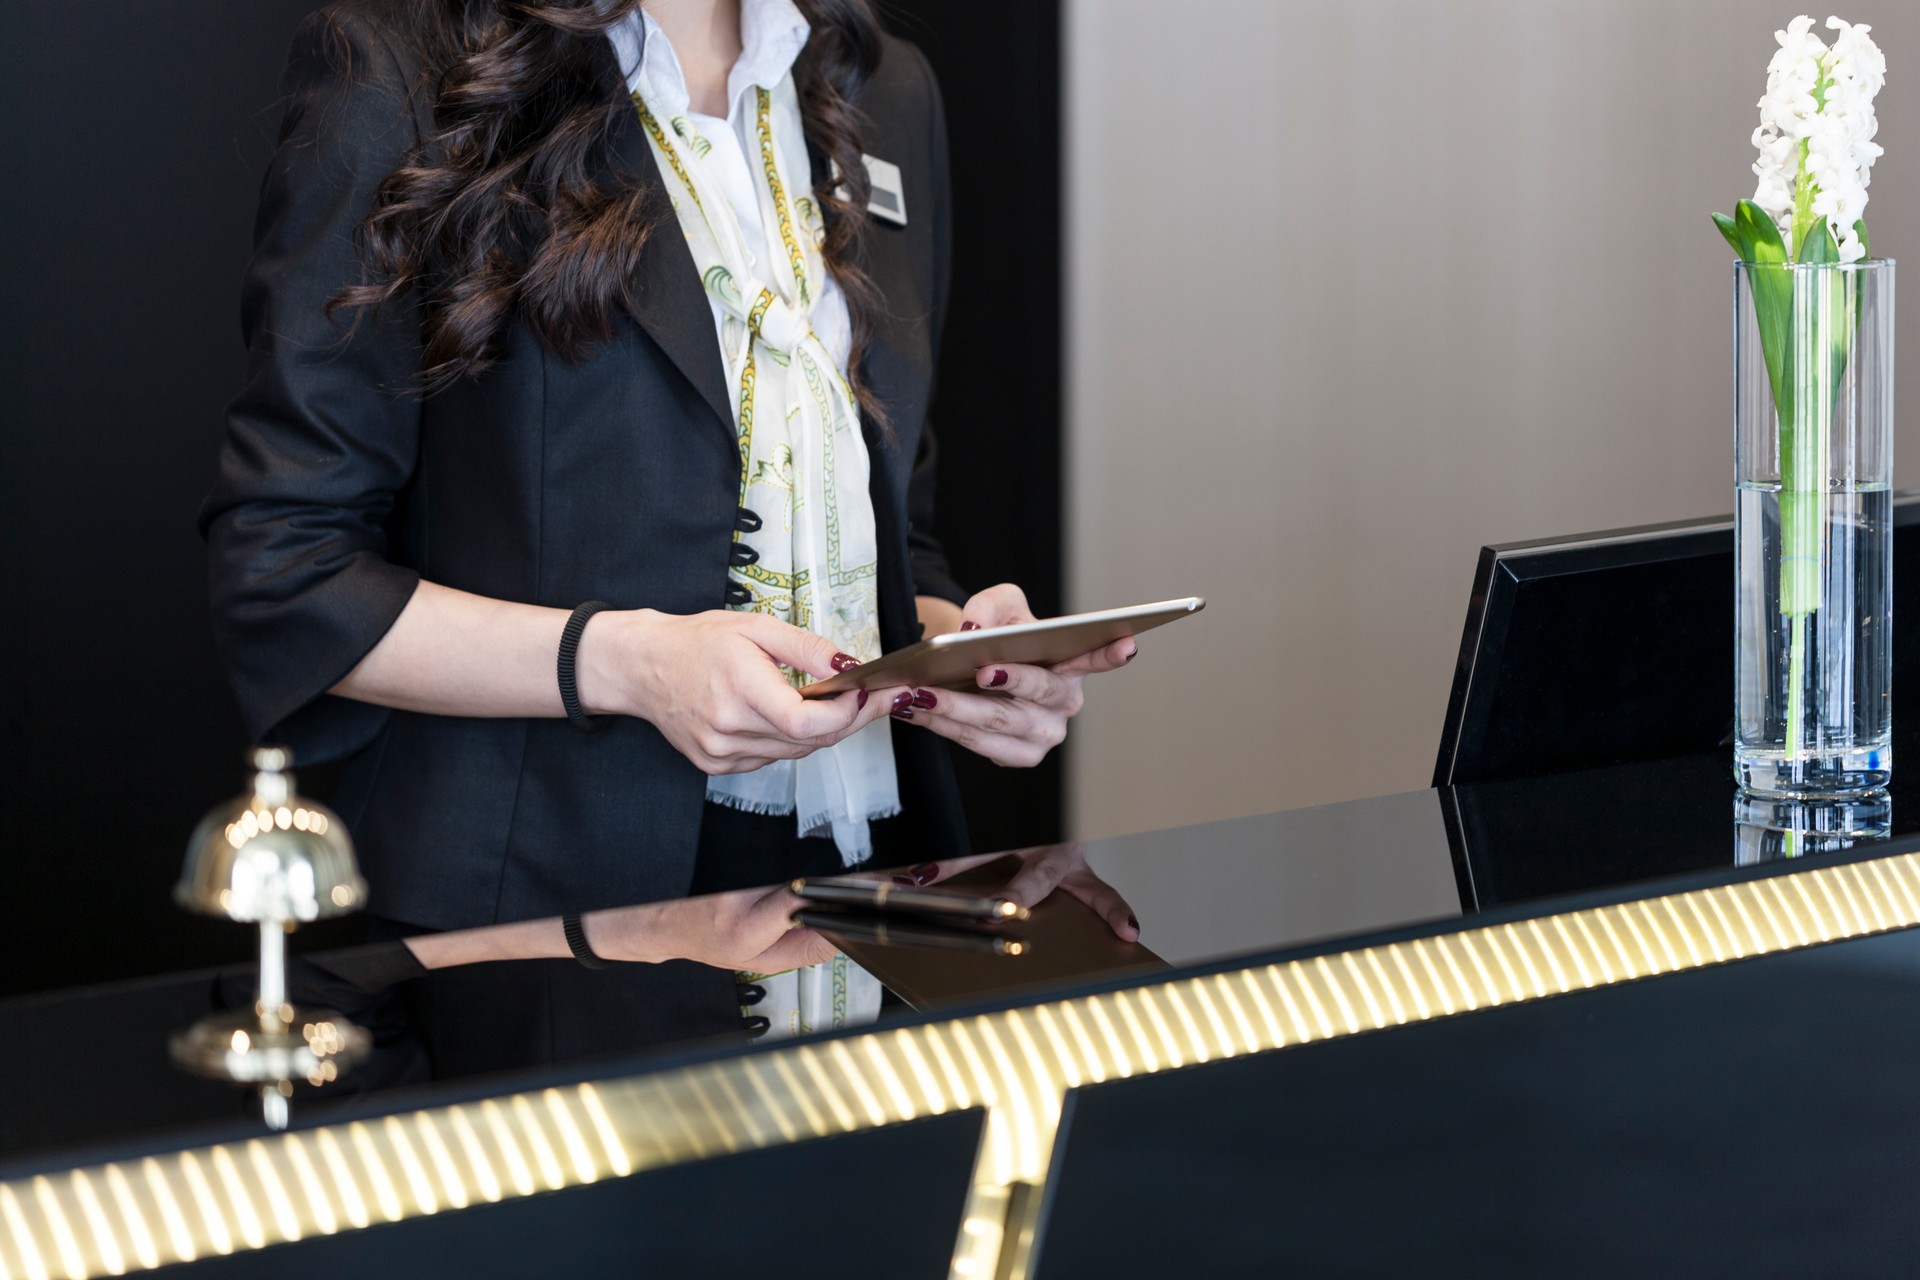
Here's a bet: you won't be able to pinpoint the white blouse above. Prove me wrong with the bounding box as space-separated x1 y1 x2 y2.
606 0 854 376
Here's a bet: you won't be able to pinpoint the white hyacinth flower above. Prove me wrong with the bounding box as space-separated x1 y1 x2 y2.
1749 14 1885 261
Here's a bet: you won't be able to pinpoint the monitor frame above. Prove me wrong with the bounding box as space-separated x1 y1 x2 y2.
1433 494 1920 789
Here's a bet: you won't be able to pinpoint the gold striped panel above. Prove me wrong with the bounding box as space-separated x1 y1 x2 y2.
8 848 1920 1278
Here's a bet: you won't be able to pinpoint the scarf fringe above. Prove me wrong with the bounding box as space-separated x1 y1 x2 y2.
795 802 901 835
705 790 797 819
703 792 903 867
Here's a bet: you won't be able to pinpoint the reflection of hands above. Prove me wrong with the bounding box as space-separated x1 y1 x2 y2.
588 885 841 972
903 843 1141 942
902 584 1134 768
404 885 840 975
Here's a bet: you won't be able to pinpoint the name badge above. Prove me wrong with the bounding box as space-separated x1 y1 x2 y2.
835 154 907 226
861 154 907 226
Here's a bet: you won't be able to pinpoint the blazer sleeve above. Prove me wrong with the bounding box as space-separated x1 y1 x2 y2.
903 43 970 611
199 9 425 760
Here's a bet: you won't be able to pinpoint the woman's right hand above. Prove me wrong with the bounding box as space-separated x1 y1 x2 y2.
578 608 902 774
406 883 839 974
586 883 839 973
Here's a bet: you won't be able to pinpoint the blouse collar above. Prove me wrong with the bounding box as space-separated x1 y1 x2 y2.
609 0 812 117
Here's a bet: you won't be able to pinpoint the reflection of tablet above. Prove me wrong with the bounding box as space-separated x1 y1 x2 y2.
800 597 1205 699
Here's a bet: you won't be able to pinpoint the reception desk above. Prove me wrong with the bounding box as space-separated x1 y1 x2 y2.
5 747 1919 1278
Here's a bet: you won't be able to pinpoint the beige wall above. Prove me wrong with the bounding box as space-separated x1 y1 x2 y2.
1065 0 1920 838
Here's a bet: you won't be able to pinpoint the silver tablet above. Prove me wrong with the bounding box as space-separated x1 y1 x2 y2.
800 597 1206 699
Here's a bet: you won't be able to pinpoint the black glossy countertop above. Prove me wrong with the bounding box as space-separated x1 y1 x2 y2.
1 746 1909 1178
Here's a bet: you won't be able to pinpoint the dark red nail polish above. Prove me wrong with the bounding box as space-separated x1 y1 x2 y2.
910 863 940 885
960 621 981 632
891 691 914 713
831 652 861 672
892 874 915 886
1127 914 1139 930
988 669 1009 688
912 688 938 710
892 707 915 721
856 689 869 710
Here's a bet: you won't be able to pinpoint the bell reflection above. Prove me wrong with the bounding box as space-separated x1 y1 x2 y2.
1733 792 1892 866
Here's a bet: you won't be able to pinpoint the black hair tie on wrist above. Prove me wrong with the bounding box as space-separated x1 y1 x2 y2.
557 601 611 732
563 913 609 969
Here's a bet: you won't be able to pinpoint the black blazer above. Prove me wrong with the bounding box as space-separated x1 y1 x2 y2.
202 4 971 931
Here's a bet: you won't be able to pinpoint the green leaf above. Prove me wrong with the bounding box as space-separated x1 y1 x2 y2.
1711 211 1747 259
1854 219 1870 260
1800 215 1839 265
1735 200 1794 430
1736 199 1788 264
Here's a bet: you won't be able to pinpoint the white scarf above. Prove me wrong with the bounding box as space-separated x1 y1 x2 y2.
632 72 897 865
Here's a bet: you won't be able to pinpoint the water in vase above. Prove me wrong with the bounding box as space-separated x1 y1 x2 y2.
1735 481 1892 796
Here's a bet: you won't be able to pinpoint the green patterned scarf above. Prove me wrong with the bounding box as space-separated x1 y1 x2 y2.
632 71 897 863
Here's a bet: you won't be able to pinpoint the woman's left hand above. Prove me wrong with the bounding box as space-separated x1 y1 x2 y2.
900 583 1133 768
897 843 1140 942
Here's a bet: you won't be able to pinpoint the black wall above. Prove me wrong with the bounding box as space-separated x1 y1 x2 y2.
0 2 1061 995
886 0 1066 858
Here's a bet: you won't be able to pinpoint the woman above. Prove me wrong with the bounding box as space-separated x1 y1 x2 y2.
202 0 1134 1026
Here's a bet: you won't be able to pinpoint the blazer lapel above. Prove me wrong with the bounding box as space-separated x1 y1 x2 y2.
590 36 735 440
803 138 925 500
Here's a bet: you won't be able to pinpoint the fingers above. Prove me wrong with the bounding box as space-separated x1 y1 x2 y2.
749 927 840 974
736 889 841 971
692 675 903 772
967 662 1082 713
780 680 910 745
699 751 783 775
909 701 1059 769
1060 868 1140 942
913 687 1065 761
885 853 1005 886
1050 636 1138 678
999 846 1074 909
959 583 1035 630
733 638 897 738
740 612 855 682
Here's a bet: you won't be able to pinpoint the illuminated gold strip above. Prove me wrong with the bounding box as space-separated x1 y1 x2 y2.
475 1100 532 1199
507 1097 563 1193
0 1183 49 1280
30 1176 84 1280
541 1091 598 1186
136 1159 194 1263
380 1116 438 1215
15 849 1920 1278
443 1108 502 1206
310 1131 367 1229
343 1124 400 1224
574 1086 632 1179
410 1114 469 1211
278 1137 336 1236
98 1167 156 1272
67 1172 122 1277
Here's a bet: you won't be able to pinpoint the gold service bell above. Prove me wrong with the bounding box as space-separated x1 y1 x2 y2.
170 748 371 1129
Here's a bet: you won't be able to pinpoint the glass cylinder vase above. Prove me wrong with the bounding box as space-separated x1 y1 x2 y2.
1735 258 1895 797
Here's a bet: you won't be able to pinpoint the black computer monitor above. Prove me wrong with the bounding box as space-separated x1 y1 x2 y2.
1433 494 1920 788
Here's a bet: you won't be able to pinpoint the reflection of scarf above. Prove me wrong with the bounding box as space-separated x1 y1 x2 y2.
740 952 883 1042
632 72 897 865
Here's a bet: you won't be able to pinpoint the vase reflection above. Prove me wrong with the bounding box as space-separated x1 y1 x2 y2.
1733 790 1892 865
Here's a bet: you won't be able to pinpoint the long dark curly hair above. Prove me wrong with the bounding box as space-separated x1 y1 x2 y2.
328 0 886 421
